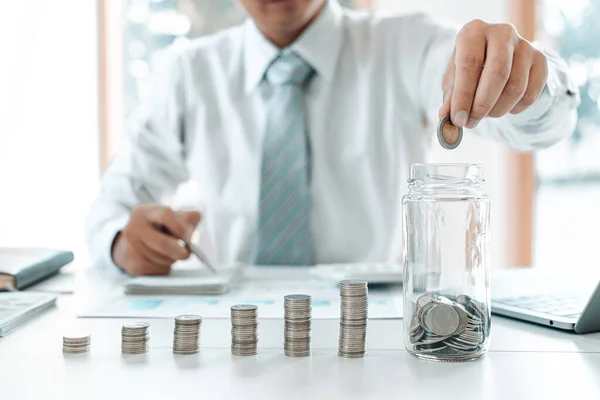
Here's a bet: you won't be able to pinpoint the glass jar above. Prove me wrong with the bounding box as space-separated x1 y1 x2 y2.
402 163 491 362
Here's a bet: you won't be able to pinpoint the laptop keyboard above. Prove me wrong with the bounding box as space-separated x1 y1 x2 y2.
494 293 588 318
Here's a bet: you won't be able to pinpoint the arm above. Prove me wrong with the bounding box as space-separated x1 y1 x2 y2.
404 14 580 151
85 48 191 270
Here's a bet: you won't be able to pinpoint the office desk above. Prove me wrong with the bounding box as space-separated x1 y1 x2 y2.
1 268 599 400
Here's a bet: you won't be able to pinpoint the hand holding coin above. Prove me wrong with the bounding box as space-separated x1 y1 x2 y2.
438 20 548 130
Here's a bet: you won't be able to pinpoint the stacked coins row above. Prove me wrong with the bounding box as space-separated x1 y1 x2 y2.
284 294 312 357
338 280 369 358
62 333 91 354
231 305 258 356
121 322 150 355
173 315 202 355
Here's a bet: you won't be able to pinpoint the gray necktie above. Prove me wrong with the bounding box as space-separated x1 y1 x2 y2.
253 52 316 266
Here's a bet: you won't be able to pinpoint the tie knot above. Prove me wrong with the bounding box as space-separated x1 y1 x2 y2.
266 52 315 86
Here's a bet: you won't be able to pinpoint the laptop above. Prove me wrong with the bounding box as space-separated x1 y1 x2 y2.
491 268 600 333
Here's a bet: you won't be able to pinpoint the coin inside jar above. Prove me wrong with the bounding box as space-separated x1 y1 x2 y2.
423 303 460 336
437 114 463 149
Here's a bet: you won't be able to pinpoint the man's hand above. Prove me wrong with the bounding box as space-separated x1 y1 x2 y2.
112 205 202 276
439 20 549 129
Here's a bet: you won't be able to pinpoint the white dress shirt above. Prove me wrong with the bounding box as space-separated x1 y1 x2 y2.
86 0 579 269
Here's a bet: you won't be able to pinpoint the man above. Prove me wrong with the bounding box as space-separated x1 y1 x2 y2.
86 0 579 276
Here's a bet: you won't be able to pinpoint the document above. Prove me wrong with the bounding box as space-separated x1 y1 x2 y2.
82 276 403 320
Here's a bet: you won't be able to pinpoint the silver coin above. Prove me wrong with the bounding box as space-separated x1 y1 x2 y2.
173 349 199 355
284 294 311 301
423 304 460 336
410 315 422 334
410 327 425 343
445 338 476 351
418 302 435 328
437 114 463 150
456 295 471 306
415 343 447 353
123 322 149 329
450 304 469 336
63 348 90 354
416 293 437 309
175 315 202 324
231 304 258 311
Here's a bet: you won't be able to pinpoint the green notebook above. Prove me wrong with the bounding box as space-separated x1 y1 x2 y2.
0 247 74 291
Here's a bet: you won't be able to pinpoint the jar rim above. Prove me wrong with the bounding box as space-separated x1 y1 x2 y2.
410 163 483 168
408 163 485 193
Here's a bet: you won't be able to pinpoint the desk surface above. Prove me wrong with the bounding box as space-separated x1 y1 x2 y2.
1 268 600 400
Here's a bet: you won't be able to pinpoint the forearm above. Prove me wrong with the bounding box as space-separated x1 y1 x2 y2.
85 126 189 269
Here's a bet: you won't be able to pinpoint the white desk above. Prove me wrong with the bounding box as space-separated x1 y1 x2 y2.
1 268 600 400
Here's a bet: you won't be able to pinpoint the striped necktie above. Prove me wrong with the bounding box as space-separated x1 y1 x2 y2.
253 52 316 266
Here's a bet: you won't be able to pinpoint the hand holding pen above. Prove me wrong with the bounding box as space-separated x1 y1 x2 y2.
111 185 215 276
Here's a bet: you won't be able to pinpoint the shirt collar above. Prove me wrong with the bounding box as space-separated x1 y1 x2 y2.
243 0 344 94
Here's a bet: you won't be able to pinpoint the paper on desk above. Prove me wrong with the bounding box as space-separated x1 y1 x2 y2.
124 267 242 295
81 278 403 319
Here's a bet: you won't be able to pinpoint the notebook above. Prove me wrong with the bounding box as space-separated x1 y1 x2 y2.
124 265 244 295
0 248 74 291
0 292 58 336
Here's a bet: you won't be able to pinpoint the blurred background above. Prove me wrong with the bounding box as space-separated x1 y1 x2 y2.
0 0 597 272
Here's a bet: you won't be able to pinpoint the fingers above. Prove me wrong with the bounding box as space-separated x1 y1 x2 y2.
488 42 532 118
438 49 456 119
510 51 548 114
451 20 487 127
148 207 192 242
174 210 202 232
137 235 182 266
142 227 191 262
134 249 172 276
115 205 196 276
467 25 516 128
113 234 172 277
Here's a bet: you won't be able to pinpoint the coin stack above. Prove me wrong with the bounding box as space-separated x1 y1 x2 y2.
173 315 202 355
62 333 91 354
410 293 489 357
284 294 312 357
231 305 258 356
338 280 369 358
121 322 150 355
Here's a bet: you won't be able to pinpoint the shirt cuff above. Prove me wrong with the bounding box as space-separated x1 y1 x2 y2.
506 44 581 127
98 215 130 271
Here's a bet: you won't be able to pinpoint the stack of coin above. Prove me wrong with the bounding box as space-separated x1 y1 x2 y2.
121 322 150 355
410 293 488 357
283 294 312 357
231 305 258 356
173 315 202 355
338 280 369 358
62 332 91 354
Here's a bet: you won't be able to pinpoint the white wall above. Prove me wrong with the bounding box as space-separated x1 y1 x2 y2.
0 1 99 264
373 0 511 269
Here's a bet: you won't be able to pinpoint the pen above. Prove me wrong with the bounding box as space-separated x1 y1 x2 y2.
135 184 217 274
